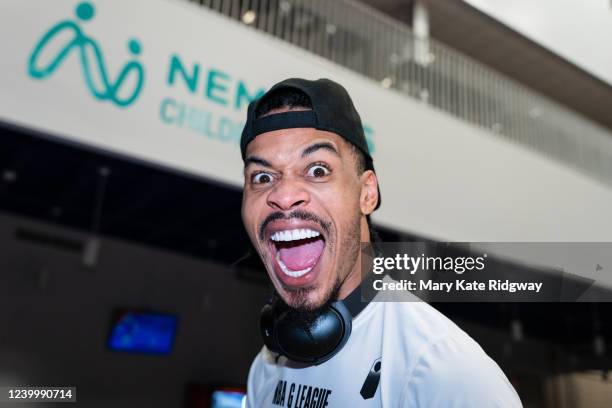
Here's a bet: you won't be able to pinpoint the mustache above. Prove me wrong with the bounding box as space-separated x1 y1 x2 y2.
258 209 331 242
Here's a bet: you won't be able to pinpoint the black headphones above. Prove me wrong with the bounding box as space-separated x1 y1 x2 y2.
260 285 367 365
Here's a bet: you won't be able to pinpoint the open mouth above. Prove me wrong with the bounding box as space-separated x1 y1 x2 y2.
269 228 326 281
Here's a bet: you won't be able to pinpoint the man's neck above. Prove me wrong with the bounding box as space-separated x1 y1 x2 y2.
338 218 371 299
338 268 362 300
337 244 369 300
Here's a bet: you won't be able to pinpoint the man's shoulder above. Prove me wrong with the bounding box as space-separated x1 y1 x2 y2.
370 276 484 350
376 301 522 406
401 331 523 406
377 292 472 348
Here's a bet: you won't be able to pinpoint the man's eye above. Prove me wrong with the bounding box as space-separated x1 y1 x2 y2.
307 165 330 178
252 172 273 184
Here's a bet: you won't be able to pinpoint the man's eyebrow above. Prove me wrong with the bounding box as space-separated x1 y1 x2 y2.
301 142 340 158
244 156 272 168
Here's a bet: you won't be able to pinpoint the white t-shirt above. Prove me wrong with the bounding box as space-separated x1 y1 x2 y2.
245 291 522 407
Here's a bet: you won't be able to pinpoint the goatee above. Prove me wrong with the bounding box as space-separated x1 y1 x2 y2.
273 278 341 328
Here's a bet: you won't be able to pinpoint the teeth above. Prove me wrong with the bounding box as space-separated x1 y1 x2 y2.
270 228 321 242
276 251 313 278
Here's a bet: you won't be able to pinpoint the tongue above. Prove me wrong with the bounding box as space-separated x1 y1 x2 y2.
278 239 325 271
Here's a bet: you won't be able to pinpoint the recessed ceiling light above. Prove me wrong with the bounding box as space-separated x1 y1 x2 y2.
279 0 292 14
381 77 393 88
2 169 17 182
242 10 256 25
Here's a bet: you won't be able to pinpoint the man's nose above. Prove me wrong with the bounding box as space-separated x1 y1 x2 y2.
266 178 310 211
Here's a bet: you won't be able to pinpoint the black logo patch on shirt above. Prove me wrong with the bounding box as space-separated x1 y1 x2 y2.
360 357 382 399
272 380 332 407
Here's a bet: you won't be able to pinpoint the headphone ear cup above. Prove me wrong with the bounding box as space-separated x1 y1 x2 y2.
275 301 352 365
259 298 354 365
260 303 279 353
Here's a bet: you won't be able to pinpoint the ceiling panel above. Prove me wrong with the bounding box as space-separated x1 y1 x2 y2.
362 0 612 131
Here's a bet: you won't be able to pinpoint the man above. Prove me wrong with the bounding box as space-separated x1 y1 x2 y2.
240 78 522 407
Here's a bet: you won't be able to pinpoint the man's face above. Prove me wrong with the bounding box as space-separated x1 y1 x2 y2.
241 126 375 310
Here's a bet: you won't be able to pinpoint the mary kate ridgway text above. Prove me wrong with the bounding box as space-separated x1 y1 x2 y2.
374 279 543 293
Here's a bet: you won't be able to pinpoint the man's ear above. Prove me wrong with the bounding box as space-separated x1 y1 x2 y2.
360 170 379 215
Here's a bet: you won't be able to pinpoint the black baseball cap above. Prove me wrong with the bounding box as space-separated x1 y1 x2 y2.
240 78 381 210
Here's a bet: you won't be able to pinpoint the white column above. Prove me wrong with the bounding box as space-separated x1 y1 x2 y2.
413 0 430 66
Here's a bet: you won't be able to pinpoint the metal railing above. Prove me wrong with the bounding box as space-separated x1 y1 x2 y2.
188 0 612 186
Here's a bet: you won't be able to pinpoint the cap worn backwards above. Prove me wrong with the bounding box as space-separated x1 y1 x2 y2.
240 77 381 210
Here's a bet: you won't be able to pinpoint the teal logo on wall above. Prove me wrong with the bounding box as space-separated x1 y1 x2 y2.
27 1 145 108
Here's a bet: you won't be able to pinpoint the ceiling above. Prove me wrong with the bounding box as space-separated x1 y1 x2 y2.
362 0 612 131
0 121 252 267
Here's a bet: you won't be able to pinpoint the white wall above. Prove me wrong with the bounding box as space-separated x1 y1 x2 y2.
464 0 612 86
